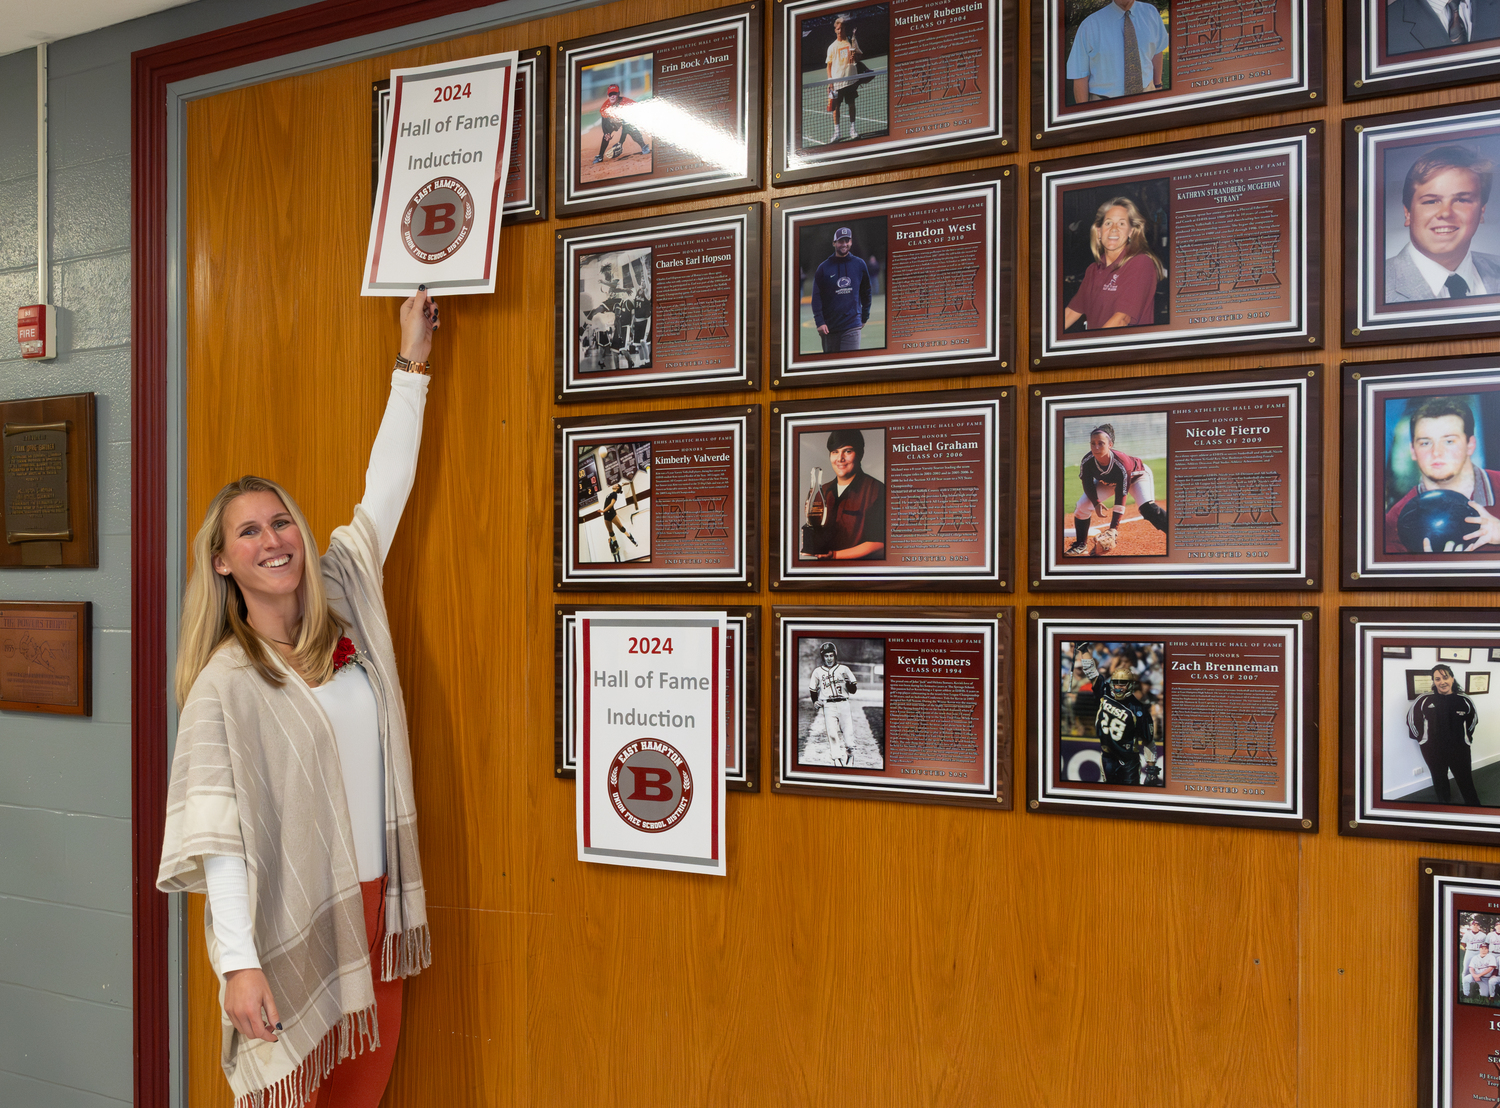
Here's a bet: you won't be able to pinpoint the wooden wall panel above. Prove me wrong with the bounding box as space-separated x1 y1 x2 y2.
180 0 1500 1104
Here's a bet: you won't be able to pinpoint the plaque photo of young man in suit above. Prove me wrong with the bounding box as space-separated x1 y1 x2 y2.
1386 0 1500 56
1381 138 1500 311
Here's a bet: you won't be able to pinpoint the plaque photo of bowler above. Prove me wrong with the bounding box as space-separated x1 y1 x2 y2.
555 205 760 401
554 405 759 591
770 167 1014 386
555 604 759 791
1032 125 1322 368
771 388 1014 590
770 0 1014 185
1416 858 1500 1107
773 606 1012 808
1035 0 1321 147
556 4 763 217
1343 609 1500 847
1345 102 1500 347
1028 606 1319 830
1346 0 1500 100
1030 366 1322 590
1343 355 1500 589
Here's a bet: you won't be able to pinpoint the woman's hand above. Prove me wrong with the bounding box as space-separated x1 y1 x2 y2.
399 286 440 363
223 967 281 1044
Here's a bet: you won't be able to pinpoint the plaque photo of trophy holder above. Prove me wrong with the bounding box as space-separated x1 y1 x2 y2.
1 392 97 569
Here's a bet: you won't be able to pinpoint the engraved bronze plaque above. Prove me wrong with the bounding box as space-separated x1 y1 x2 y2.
4 421 72 543
0 393 96 569
0 600 91 715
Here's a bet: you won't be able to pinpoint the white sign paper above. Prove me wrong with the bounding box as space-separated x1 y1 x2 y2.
574 611 727 875
363 51 517 296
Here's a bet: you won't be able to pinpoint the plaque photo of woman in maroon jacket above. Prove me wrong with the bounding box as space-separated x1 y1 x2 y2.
797 426 887 562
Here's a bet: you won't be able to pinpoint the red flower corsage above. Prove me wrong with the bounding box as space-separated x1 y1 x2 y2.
331 636 358 674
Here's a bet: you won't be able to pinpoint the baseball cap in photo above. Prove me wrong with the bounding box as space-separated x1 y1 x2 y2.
607 84 620 94
833 226 853 241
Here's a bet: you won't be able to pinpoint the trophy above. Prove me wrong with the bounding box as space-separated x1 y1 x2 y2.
802 466 831 556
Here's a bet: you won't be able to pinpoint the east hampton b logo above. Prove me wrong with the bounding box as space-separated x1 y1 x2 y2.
401 177 475 263
607 738 694 833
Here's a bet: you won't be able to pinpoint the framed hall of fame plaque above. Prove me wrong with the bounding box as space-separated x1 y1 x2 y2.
554 204 760 402
770 167 1015 387
556 604 760 791
0 600 91 716
1029 366 1322 591
1027 606 1319 831
1031 125 1322 369
554 405 759 591
772 606 1012 808
770 388 1015 591
1346 0 1500 100
556 4 763 218
770 0 1015 186
1417 858 1500 1107
1345 102 1500 347
1343 609 1500 847
1034 0 1322 148
1343 356 1500 590
373 47 549 224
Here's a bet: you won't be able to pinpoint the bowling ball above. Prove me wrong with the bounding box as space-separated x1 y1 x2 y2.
1397 489 1475 553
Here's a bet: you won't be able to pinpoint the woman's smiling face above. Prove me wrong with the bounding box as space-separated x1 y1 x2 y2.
1098 206 1132 260
212 490 306 601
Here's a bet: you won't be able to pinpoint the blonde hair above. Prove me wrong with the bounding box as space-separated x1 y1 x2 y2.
1089 196 1166 279
175 476 347 708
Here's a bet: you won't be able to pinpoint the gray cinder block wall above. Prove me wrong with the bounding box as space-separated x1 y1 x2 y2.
0 4 312 1105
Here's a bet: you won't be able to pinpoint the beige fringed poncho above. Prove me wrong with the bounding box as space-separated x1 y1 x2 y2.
158 507 430 1108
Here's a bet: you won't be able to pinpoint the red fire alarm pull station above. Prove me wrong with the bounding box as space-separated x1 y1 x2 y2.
17 304 56 360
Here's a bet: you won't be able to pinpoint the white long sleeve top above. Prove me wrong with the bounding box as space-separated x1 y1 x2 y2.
204 369 428 971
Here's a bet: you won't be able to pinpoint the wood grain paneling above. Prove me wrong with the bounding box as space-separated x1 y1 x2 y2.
180 0 1500 1104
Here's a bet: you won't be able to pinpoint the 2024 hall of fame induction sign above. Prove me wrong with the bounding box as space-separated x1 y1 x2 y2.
1028 607 1318 831
1418 858 1500 1107
574 612 726 874
1031 123 1322 368
1030 366 1322 590
555 405 759 591
364 51 517 295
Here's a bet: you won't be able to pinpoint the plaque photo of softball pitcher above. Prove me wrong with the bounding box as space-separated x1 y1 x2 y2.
578 55 654 184
796 635 886 769
1059 413 1169 558
575 440 652 564
1058 639 1165 787
577 246 653 373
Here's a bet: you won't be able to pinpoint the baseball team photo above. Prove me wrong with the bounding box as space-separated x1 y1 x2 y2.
795 635 887 769
795 4 891 151
576 246 653 372
797 214 888 355
1058 412 1169 558
1058 178 1171 335
575 440 652 564
577 54 655 183
1458 911 1500 1005
1380 388 1500 556
1058 639 1166 786
795 425 887 562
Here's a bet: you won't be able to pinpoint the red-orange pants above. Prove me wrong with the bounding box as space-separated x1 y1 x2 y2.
306 877 404 1108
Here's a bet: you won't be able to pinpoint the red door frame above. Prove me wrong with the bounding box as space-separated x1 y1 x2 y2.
130 3 497 1102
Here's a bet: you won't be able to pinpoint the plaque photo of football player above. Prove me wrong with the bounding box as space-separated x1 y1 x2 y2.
575 440 652 565
795 635 886 769
576 246 653 373
1381 391 1500 555
1058 639 1165 787
1059 413 1168 559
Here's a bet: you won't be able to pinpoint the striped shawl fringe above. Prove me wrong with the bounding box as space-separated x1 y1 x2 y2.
234 1003 380 1108
382 922 432 982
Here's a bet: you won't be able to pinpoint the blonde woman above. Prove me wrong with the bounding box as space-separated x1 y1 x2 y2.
158 289 439 1108
1062 196 1165 331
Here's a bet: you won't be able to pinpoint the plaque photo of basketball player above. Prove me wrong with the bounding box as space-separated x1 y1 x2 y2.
1346 102 1500 346
773 606 1012 807
1029 606 1318 830
1342 609 1500 846
577 247 653 373
1033 125 1321 368
1345 356 1500 589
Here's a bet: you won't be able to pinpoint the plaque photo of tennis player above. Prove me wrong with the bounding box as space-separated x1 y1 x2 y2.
1345 356 1500 589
